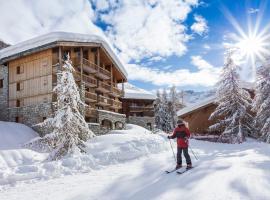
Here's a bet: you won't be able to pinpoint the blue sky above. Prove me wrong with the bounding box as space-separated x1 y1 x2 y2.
89 0 270 92
0 0 269 92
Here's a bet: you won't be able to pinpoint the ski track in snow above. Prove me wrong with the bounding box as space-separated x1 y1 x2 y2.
0 139 270 200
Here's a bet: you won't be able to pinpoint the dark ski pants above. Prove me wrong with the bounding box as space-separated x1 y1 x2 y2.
177 147 192 165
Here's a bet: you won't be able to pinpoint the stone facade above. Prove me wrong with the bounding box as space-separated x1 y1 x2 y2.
128 116 155 130
95 110 126 135
0 65 8 121
7 102 56 136
87 110 127 135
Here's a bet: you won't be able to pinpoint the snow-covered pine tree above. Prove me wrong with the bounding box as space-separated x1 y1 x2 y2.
28 54 94 160
209 49 253 143
253 59 270 143
169 86 180 128
154 90 162 130
160 89 173 132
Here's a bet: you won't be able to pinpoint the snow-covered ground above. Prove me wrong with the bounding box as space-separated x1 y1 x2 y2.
0 122 270 200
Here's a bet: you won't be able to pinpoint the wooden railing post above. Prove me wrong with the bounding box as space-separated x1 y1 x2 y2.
80 47 83 81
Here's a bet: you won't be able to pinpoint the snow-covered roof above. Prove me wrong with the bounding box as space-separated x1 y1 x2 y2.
0 32 127 78
177 96 216 117
120 83 156 100
177 81 255 117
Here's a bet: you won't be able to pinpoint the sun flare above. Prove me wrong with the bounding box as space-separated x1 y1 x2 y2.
236 34 267 60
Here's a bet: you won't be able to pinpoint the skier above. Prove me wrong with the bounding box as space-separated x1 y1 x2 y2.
167 119 192 170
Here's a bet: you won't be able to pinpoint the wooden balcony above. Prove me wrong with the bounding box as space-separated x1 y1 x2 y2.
129 105 154 112
82 58 98 74
97 95 111 107
110 99 122 109
96 67 111 80
109 86 123 97
85 91 97 103
96 82 111 93
85 106 97 117
82 74 97 88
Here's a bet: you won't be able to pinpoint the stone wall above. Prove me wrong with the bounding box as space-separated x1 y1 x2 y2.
7 102 56 136
0 65 8 121
98 109 126 134
128 116 155 130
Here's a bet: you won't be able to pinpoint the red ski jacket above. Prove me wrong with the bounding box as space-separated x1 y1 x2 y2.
169 125 191 148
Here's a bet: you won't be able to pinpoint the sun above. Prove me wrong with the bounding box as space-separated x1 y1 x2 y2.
236 33 268 61
222 3 270 63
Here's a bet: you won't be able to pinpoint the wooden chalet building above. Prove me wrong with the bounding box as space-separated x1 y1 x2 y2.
120 83 156 130
0 32 127 135
177 83 255 134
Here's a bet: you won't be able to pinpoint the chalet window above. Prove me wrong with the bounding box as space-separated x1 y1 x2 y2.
44 79 48 86
16 99 21 107
16 82 23 91
42 117 47 121
0 79 3 88
83 50 88 60
74 48 80 53
16 65 24 74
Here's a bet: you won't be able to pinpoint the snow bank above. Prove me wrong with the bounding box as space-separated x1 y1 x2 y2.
0 123 169 185
0 122 38 150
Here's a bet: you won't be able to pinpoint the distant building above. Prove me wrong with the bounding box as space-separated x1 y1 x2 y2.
120 83 156 130
177 83 255 134
0 32 127 135
177 97 218 134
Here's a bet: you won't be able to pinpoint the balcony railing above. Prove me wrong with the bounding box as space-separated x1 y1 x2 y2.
129 105 154 112
85 91 97 103
96 82 111 93
82 74 97 88
97 95 111 106
97 67 111 80
82 58 98 74
110 99 122 109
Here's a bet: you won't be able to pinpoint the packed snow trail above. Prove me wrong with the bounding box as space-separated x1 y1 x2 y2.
1 139 270 200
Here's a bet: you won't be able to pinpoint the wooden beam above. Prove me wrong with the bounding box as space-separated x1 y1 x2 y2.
80 47 83 81
110 64 113 92
58 46 62 70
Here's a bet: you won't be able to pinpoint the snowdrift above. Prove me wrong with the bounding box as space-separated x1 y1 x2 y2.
0 123 169 185
0 121 38 150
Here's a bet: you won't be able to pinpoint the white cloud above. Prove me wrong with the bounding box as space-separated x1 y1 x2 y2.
0 0 216 88
126 56 221 87
0 0 105 44
191 14 208 36
191 55 213 70
93 0 198 63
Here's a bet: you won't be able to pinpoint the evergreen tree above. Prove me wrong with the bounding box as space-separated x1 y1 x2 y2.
28 55 94 160
160 89 172 132
253 59 270 143
209 50 253 143
169 86 180 128
154 90 162 130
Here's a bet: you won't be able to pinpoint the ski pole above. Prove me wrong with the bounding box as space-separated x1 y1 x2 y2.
168 136 177 163
189 145 198 160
